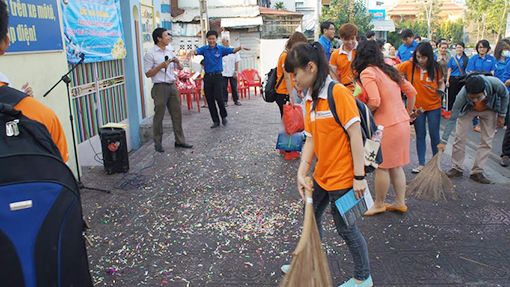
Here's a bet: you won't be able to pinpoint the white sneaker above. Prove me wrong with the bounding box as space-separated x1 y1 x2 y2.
280 264 291 274
412 165 424 174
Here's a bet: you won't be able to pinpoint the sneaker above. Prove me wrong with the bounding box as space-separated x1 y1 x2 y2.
473 125 481 133
280 264 291 274
338 276 373 287
445 168 463 178
411 165 424 173
234 101 242 106
470 173 491 184
500 155 510 167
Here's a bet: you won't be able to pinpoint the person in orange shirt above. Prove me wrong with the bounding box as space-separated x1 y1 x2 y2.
280 42 373 287
275 31 308 160
396 42 445 173
329 23 358 91
351 40 417 216
0 1 68 162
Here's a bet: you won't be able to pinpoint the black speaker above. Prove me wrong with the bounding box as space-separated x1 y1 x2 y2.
99 127 129 174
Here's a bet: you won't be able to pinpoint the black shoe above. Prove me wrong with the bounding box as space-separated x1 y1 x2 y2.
175 143 193 149
210 122 220 128
222 117 228 126
445 168 463 178
154 144 164 153
500 155 510 167
234 101 242 106
470 173 491 184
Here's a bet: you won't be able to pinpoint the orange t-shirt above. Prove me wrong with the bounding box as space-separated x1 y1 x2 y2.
330 48 357 91
396 60 442 111
304 80 360 191
1 88 69 162
473 100 488 112
275 52 294 95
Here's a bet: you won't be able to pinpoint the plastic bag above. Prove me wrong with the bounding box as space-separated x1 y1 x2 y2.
283 104 304 135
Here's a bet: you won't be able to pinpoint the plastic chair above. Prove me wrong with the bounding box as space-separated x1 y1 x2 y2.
240 69 262 97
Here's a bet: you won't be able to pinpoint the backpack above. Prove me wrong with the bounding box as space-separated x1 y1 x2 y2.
0 86 93 287
326 81 383 173
262 60 285 102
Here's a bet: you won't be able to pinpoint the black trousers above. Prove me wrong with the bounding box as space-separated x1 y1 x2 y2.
275 93 289 118
503 126 510 157
204 73 227 123
447 76 464 111
223 76 239 103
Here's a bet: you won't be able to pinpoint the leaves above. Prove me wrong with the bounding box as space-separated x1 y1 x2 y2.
321 0 373 35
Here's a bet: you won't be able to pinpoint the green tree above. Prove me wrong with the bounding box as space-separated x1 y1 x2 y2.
467 0 509 40
274 2 285 10
437 19 464 43
321 0 373 35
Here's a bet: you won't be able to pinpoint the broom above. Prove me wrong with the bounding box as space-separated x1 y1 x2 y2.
407 150 457 202
280 177 333 287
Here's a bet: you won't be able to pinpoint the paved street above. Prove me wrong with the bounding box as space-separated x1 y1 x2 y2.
81 96 510 286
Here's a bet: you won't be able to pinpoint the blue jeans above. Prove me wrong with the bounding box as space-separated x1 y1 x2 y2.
312 180 371 281
414 108 441 165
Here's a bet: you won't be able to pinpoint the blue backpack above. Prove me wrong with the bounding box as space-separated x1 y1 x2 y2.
0 86 93 287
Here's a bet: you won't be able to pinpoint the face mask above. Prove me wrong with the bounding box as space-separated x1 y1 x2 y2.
503 50 510 58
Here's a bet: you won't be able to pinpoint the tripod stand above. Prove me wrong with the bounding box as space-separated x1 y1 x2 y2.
43 54 110 194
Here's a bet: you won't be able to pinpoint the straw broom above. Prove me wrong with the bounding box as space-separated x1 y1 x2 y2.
407 150 457 202
280 177 333 287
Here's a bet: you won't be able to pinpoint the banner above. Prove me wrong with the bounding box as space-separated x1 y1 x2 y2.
369 9 386 21
61 0 126 64
6 0 63 53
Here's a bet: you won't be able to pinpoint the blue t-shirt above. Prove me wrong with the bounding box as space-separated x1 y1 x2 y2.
396 40 418 62
499 58 510 92
466 54 496 73
319 35 333 61
447 55 468 77
196 44 234 73
494 57 510 81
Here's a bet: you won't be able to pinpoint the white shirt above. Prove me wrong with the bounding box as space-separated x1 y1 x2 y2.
222 50 241 77
143 45 177 84
0 72 10 85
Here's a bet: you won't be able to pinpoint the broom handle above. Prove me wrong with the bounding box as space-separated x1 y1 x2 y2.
294 177 314 254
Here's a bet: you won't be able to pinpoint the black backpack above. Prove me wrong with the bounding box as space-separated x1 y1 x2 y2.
326 81 383 173
0 86 93 287
262 66 284 103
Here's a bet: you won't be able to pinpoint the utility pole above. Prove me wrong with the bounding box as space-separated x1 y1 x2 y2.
199 0 210 45
314 0 321 40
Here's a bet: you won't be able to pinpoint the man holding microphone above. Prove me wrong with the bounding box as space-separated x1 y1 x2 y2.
144 28 192 152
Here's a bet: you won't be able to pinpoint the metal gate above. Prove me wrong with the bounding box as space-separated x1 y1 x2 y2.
69 60 128 143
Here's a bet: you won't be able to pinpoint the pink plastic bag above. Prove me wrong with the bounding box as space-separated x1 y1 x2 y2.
283 104 304 135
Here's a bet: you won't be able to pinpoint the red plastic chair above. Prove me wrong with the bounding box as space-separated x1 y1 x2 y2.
226 74 248 100
240 69 262 98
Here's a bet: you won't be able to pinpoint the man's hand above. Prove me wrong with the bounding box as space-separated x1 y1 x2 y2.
21 82 33 97
437 142 446 152
233 71 238 79
498 116 506 128
353 179 367 200
297 174 312 201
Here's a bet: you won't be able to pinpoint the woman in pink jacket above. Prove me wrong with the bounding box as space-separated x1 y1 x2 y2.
352 40 417 215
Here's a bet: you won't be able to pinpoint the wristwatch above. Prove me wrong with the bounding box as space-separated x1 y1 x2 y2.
354 175 365 180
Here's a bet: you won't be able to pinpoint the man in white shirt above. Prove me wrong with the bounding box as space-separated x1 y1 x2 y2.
143 28 192 152
221 37 242 106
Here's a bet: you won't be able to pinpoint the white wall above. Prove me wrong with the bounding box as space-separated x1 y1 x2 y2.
260 39 287 76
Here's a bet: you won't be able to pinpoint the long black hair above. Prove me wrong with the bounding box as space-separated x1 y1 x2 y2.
284 42 330 102
412 42 440 82
352 40 403 85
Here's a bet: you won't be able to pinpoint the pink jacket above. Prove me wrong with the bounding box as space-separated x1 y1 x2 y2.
359 66 417 127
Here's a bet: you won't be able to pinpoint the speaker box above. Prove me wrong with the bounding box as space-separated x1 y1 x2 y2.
99 127 129 174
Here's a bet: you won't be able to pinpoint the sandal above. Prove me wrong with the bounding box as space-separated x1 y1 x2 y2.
384 203 408 213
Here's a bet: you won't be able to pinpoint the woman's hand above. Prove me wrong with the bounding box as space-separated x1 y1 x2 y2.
297 174 312 201
353 179 367 199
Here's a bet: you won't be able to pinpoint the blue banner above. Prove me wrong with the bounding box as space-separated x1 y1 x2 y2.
369 9 386 21
6 0 63 53
61 0 126 64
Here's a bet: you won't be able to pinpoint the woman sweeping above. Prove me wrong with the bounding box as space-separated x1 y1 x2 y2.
351 40 417 216
396 42 445 173
280 42 373 287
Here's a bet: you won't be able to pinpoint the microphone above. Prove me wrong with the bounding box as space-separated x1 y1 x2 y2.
78 53 85 64
164 56 169 74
